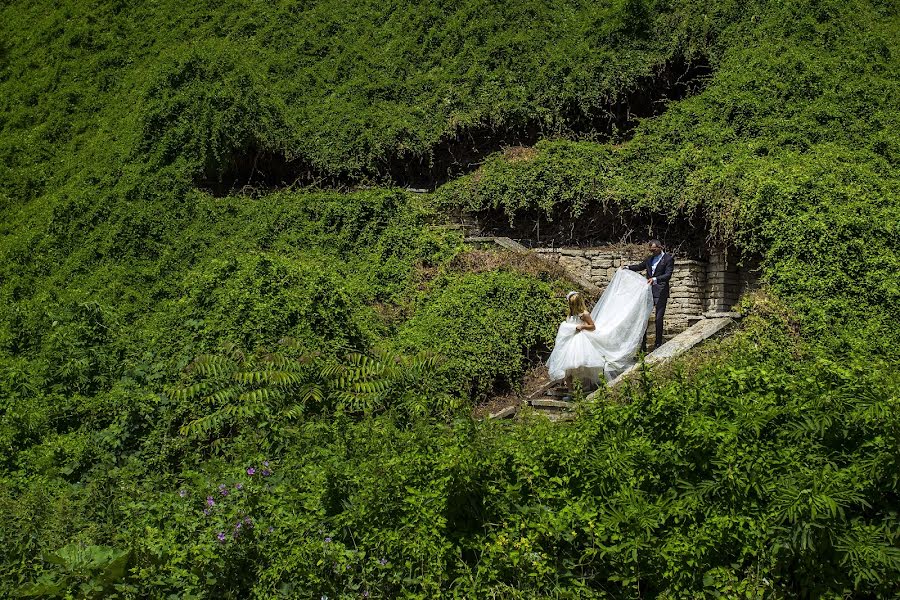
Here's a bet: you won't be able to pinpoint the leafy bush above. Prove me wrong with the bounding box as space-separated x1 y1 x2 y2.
0 0 737 190
392 269 564 400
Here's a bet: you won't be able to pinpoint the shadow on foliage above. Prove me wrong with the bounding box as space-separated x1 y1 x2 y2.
198 56 711 196
465 206 718 258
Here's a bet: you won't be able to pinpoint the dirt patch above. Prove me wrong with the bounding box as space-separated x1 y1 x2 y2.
449 248 569 282
502 145 538 163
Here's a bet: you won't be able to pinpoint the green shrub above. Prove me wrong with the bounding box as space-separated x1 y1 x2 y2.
392 270 563 400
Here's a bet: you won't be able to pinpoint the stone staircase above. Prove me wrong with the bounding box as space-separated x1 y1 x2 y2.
526 386 578 422
488 379 577 421
490 367 591 421
453 220 744 423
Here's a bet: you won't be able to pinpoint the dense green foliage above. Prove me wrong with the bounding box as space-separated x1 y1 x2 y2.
0 187 570 595
4 300 899 598
1 0 899 596
0 0 730 188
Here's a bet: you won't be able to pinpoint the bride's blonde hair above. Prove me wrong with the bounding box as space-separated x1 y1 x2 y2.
567 291 587 317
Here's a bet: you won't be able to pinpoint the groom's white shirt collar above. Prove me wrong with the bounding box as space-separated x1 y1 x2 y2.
650 252 664 279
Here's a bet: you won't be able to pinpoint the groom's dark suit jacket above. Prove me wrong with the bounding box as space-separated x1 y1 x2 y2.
627 252 675 301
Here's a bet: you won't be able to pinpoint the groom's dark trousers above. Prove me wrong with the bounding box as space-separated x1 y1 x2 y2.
627 253 675 351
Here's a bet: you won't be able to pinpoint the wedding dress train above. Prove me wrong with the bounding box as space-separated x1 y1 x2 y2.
547 269 654 384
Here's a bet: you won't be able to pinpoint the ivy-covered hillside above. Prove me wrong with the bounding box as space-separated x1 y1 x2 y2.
1 0 899 597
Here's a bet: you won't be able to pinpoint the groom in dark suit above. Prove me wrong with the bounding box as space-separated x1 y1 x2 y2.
625 240 675 351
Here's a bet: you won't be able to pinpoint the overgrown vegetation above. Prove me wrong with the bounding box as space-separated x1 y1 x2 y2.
437 0 900 346
1 0 899 596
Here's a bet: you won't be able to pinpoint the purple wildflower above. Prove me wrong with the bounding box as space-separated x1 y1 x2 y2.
216 532 226 542
206 496 215 507
363 591 369 598
203 508 210 516
263 460 269 467
261 469 272 477
178 489 187 497
379 558 387 565
235 482 243 490
247 467 256 476
219 484 229 496
324 537 332 543
268 526 274 533
235 521 242 530
243 516 253 526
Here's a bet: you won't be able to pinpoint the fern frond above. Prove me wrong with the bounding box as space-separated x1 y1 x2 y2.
189 354 236 378
238 388 284 404
263 370 305 386
181 412 225 437
297 383 324 404
320 363 346 378
282 404 306 420
207 387 238 404
169 381 208 401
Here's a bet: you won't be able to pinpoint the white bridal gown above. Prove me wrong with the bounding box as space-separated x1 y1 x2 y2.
547 269 654 384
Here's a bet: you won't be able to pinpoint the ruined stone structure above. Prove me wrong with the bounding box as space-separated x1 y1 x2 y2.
534 245 759 335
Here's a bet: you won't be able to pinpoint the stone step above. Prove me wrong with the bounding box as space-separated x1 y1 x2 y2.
527 379 563 399
702 311 743 319
489 405 518 419
494 237 530 253
544 412 576 422
529 398 576 410
488 401 577 422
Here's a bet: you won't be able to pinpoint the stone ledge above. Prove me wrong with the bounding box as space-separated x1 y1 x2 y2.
529 398 576 410
545 412 576 422
494 237 529 253
489 405 518 419
702 311 743 319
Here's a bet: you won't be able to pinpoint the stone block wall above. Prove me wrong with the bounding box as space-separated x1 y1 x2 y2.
535 245 757 335
706 251 741 313
668 259 707 330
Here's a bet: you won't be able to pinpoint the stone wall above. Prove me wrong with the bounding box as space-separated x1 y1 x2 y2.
535 245 757 335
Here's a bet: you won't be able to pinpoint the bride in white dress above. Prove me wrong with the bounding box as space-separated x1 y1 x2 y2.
546 291 604 390
547 269 654 389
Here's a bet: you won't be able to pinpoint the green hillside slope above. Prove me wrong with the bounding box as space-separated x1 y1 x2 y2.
0 0 727 193
1 0 899 597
